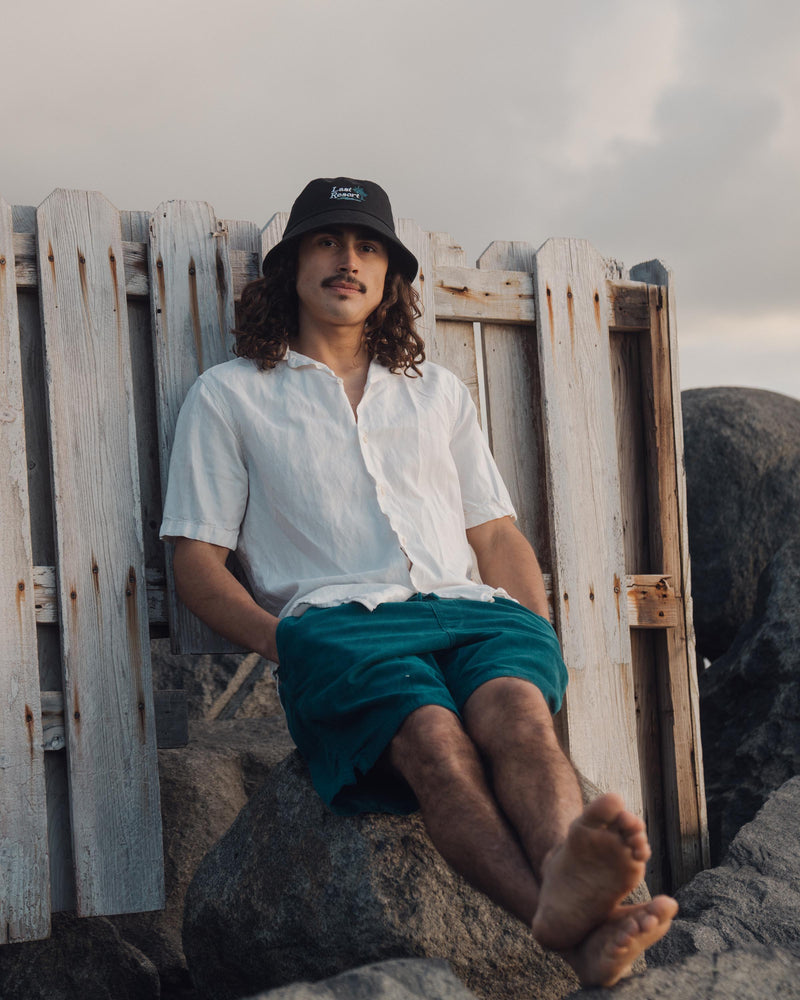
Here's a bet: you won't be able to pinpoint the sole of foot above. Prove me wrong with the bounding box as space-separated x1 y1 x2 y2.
532 793 651 951
562 895 679 987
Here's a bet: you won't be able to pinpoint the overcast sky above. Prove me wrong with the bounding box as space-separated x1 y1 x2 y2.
4 0 798 398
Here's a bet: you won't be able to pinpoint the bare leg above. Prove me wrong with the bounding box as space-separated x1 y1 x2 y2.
463 678 651 951
388 691 675 986
462 677 582 874
388 704 543 923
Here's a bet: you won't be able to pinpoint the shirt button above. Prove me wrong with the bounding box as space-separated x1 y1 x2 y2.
361 433 368 443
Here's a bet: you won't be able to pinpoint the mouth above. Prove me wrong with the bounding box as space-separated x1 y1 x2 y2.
322 276 366 294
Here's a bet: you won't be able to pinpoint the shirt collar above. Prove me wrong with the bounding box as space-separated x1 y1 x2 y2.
283 349 393 384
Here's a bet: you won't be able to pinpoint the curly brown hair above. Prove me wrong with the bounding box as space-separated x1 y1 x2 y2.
233 243 425 375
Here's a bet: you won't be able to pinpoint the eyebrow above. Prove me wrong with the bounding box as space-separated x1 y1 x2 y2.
315 225 386 245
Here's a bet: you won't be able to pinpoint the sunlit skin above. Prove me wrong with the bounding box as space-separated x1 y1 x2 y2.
294 225 389 346
293 225 390 409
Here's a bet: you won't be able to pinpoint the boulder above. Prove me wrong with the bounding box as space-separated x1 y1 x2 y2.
648 777 800 965
183 751 602 1000
681 387 800 661
241 957 478 999
570 946 800 1000
112 717 294 996
0 913 159 1000
698 540 800 859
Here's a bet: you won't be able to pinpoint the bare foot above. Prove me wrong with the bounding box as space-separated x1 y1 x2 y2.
532 793 650 950
561 896 678 987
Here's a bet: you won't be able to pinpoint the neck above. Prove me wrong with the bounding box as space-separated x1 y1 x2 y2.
293 322 370 379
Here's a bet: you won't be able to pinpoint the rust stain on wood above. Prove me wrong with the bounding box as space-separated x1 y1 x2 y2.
16 579 26 628
546 286 555 353
594 290 602 330
188 256 204 372
613 573 622 625
155 254 168 340
78 248 91 320
109 246 122 333
25 704 35 757
47 242 56 285
566 286 575 357
216 246 228 349
91 556 100 594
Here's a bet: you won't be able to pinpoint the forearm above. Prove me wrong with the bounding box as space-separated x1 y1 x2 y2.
172 538 280 662
468 518 550 620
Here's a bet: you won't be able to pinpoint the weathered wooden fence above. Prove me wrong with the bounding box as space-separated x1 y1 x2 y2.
1 188 708 945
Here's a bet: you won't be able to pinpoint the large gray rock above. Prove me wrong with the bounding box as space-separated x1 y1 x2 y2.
0 914 159 1000
682 387 800 661
242 958 478 999
183 751 589 1000
570 946 800 999
112 717 294 996
648 777 800 965
698 540 800 859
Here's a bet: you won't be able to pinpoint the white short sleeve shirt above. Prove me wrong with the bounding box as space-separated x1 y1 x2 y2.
160 353 516 618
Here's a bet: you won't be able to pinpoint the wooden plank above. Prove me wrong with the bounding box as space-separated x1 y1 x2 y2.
610 326 666 890
261 211 290 259
532 238 641 813
477 241 551 566
434 264 536 324
631 260 709 885
32 565 675 631
428 233 481 416
41 690 188 751
395 218 436 359
36 188 164 916
13 207 76 914
607 280 651 331
13 227 650 336
149 201 239 654
0 196 51 943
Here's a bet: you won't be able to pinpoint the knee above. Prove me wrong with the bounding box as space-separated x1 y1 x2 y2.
463 677 560 757
389 705 479 791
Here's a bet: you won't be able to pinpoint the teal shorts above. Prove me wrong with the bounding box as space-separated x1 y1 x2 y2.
275 594 568 815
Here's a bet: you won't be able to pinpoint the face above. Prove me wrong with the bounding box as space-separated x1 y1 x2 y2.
294 225 390 336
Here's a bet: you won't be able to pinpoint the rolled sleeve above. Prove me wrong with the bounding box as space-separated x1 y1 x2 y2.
160 378 249 548
448 380 516 529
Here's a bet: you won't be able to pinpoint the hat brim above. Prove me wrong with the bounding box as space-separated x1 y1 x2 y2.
262 209 418 282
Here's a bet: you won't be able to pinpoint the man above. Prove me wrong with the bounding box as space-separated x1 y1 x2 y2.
161 176 677 987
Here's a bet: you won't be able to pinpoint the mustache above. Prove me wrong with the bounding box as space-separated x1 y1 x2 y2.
321 275 367 293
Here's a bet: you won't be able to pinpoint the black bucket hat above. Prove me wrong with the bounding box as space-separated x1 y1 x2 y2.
262 177 418 282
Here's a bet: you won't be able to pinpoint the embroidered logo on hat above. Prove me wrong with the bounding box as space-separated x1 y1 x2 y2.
329 184 367 202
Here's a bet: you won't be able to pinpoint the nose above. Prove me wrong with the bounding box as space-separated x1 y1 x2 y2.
337 242 359 273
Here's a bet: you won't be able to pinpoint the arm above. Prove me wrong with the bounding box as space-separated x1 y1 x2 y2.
466 515 550 620
172 537 280 663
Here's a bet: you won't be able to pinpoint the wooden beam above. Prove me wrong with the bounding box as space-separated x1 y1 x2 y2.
433 264 536 324
14 231 653 333
41 690 188 751
31 567 677 628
